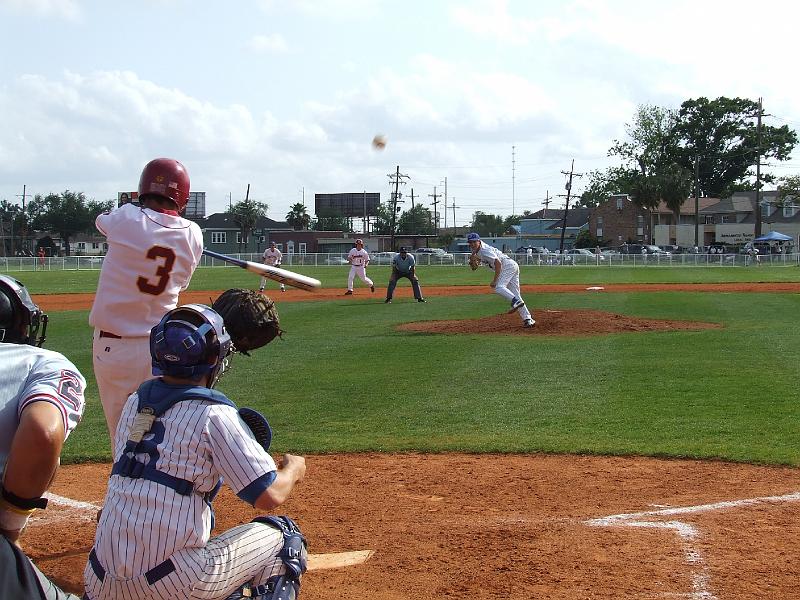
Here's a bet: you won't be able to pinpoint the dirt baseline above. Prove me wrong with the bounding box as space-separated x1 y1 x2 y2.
23 282 800 598
28 455 800 599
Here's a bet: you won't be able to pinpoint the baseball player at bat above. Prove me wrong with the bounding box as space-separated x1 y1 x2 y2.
85 304 307 600
344 238 374 295
259 241 285 293
0 275 87 600
467 232 535 328
89 158 204 442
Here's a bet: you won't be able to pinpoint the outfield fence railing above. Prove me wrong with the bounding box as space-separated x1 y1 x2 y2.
1 252 798 273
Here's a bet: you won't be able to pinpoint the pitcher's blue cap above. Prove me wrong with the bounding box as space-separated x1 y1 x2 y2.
467 232 481 241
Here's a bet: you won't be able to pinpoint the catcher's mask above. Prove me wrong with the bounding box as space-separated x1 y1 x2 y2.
150 304 232 388
0 274 48 346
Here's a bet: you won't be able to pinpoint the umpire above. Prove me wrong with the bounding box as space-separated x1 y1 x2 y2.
385 247 426 303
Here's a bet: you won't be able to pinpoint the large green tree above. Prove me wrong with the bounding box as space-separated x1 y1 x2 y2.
27 191 112 256
0 200 25 256
580 167 639 207
675 97 796 199
469 211 505 237
285 203 311 230
228 198 268 253
397 205 434 234
312 208 351 232
369 203 396 236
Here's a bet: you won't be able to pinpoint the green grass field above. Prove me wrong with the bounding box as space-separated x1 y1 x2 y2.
24 264 800 466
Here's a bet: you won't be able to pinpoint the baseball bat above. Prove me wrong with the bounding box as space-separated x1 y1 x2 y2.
202 249 321 292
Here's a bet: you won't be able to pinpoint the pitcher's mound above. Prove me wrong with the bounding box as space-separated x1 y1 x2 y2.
397 309 721 336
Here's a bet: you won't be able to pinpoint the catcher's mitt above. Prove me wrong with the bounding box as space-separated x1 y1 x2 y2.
469 253 481 271
212 288 282 355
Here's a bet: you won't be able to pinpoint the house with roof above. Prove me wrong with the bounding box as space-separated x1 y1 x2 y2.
198 213 292 255
587 195 651 247
651 196 721 247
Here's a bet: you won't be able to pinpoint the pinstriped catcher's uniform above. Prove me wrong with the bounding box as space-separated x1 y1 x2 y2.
84 383 286 600
89 203 203 440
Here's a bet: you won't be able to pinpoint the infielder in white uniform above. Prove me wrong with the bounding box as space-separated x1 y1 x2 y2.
344 238 374 295
259 242 285 293
89 158 203 441
0 275 86 600
85 304 306 600
467 232 534 328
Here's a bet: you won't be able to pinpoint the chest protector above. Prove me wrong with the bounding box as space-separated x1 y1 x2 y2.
111 379 235 497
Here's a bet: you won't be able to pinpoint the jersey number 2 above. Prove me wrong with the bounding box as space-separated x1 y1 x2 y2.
137 246 176 295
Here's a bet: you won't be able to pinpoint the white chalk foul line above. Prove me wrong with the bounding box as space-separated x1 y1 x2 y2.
584 491 800 600
29 492 103 525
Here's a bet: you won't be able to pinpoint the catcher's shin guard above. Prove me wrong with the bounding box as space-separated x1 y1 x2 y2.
233 516 307 600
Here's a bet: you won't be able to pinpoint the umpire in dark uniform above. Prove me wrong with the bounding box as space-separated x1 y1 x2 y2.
385 247 426 303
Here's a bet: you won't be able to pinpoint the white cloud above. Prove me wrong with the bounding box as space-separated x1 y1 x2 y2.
0 0 81 20
247 33 289 54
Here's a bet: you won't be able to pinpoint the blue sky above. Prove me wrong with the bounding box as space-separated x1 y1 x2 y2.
2 0 799 226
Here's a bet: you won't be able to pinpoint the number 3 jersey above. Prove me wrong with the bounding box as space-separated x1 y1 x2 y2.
89 204 203 337
0 345 86 470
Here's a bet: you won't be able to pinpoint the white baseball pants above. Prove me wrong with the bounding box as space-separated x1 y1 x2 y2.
92 330 154 442
84 522 287 600
347 265 373 290
494 262 533 322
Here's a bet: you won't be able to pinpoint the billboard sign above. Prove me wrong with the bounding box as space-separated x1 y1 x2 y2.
315 192 380 218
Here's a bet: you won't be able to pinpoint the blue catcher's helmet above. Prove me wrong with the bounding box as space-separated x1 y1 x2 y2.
150 304 232 388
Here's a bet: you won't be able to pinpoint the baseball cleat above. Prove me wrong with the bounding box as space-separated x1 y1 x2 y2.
523 319 535 328
385 298 392 303
417 298 426 302
508 298 525 313
370 284 375 293
344 290 353 295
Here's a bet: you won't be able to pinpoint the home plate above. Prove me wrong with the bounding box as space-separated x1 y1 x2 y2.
307 550 375 571
585 286 605 291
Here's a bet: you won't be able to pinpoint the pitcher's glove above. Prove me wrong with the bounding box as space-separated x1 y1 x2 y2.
469 253 481 271
212 288 283 355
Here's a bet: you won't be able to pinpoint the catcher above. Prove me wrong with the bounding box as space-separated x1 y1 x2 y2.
467 232 534 328
85 302 306 600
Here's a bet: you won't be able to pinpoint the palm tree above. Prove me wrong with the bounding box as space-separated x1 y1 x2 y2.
229 198 268 253
286 203 311 230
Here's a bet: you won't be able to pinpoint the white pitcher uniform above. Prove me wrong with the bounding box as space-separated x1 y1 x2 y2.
346 248 373 292
84 387 287 600
259 247 284 292
89 203 203 439
474 242 534 324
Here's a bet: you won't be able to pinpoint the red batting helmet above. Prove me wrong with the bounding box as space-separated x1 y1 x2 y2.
138 158 191 211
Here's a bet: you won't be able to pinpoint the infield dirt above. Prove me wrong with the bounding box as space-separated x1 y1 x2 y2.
25 282 800 599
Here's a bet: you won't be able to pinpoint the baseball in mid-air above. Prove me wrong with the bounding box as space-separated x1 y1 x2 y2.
372 134 387 151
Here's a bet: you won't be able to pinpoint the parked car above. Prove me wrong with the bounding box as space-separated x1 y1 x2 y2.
414 248 454 263
514 246 550 254
564 248 606 262
324 256 349 265
599 247 620 256
370 251 397 265
643 245 672 257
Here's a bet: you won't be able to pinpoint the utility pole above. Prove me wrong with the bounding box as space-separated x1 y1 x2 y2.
387 166 409 250
694 155 700 247
16 185 27 254
451 197 459 234
542 190 551 213
409 188 416 209
754 97 763 238
557 160 582 254
511 146 516 216
428 186 441 236
441 177 448 230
